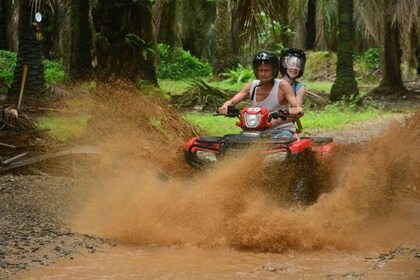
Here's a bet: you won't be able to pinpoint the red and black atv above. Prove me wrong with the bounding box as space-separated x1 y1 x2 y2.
185 105 335 204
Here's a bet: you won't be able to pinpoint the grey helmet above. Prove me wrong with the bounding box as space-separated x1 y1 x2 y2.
279 48 306 79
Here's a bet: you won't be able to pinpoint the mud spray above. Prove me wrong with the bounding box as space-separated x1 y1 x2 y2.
71 84 419 253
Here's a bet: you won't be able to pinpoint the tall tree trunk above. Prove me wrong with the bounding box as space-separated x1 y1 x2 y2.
211 0 232 77
93 0 157 85
0 0 8 49
10 0 46 100
416 39 420 77
305 0 316 50
330 0 358 102
137 0 157 84
291 3 306 50
1 0 18 51
370 20 407 95
410 26 419 77
67 0 92 81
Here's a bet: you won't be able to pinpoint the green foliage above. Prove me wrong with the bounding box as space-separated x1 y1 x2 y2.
0 50 17 85
43 60 68 84
157 44 212 80
221 64 254 84
0 50 68 86
304 51 337 81
362 48 381 69
242 13 291 56
353 49 382 84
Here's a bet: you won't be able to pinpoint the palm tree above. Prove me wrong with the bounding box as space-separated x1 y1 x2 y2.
330 0 358 101
289 0 338 51
356 0 420 95
91 0 157 85
232 0 288 52
61 0 93 81
10 0 46 99
154 0 285 60
212 0 232 76
0 0 11 49
153 0 216 58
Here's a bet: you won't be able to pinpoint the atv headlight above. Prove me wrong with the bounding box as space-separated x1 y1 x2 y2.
244 113 262 128
263 151 288 164
196 150 217 162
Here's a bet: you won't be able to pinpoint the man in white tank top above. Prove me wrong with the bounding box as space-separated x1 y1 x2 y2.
218 51 303 139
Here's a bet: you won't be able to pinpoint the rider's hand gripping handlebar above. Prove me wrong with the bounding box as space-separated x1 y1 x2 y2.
214 105 241 118
268 110 302 122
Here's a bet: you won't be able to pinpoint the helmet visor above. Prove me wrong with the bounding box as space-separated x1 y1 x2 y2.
283 56 302 69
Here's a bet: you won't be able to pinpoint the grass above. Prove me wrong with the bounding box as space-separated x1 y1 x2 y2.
300 105 388 130
159 79 191 96
183 104 392 136
302 80 332 94
36 114 90 141
183 112 242 136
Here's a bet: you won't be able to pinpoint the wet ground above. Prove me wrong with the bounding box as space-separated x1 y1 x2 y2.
10 244 420 279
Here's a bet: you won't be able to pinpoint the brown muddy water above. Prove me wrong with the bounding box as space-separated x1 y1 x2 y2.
12 113 420 279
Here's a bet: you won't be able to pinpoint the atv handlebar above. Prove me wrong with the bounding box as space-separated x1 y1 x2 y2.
215 105 301 121
213 105 241 118
268 110 302 121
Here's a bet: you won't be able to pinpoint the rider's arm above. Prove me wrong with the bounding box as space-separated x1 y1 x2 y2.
279 80 304 115
295 85 306 106
218 81 253 114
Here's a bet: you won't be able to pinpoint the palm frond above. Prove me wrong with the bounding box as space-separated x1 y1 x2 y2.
232 0 288 50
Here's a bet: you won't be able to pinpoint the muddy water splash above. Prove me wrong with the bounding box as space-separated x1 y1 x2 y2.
74 87 419 253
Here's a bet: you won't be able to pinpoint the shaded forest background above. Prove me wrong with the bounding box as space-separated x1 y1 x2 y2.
0 0 419 103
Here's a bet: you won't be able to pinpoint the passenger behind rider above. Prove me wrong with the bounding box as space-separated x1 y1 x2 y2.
218 51 304 139
279 48 307 136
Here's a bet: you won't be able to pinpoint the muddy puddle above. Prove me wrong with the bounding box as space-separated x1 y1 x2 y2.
10 101 420 279
12 243 420 279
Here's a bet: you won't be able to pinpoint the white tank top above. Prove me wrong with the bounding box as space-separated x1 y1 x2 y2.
249 78 296 133
249 79 282 115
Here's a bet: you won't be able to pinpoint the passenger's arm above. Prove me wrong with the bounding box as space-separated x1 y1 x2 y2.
295 85 306 106
279 80 304 115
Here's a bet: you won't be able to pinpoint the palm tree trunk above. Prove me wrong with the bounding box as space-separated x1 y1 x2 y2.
330 0 358 102
0 0 9 49
10 0 46 99
211 0 232 77
93 0 157 85
65 0 92 80
137 0 157 85
305 0 316 50
370 20 407 95
380 21 404 88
